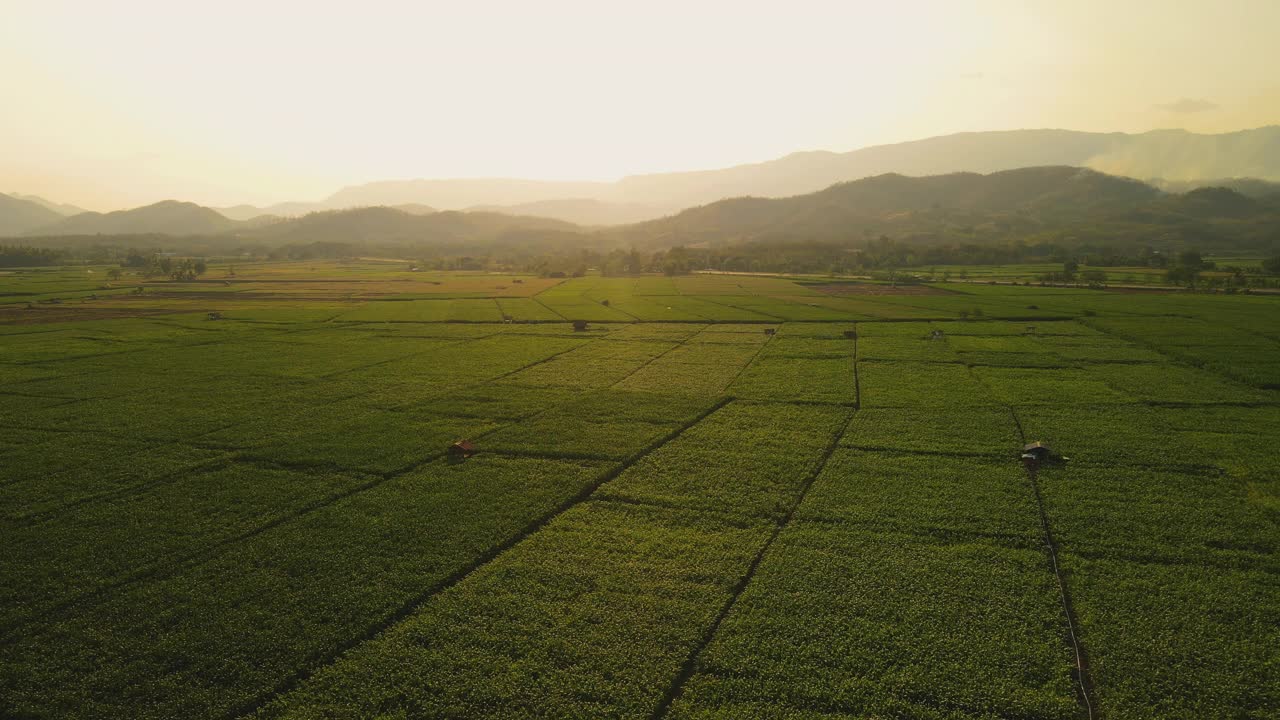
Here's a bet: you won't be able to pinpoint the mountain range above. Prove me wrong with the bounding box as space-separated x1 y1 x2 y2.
4 126 1280 237
8 194 88 217
0 194 65 236
606 166 1280 252
11 166 1279 263
26 200 239 237
201 126 1280 225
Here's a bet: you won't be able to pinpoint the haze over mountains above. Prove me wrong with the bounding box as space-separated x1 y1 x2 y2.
28 201 238 237
11 166 1279 266
0 194 64 237
230 126 1280 221
3 126 1280 238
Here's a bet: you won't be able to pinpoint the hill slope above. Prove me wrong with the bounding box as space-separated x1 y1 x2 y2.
27 200 237 236
609 167 1164 245
0 193 66 236
8 194 88 217
310 127 1280 215
239 206 586 249
465 198 674 226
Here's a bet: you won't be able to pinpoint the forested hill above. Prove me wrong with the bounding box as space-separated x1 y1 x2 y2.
24 200 237 237
237 206 587 248
0 193 65 236
606 167 1280 252
11 167 1280 261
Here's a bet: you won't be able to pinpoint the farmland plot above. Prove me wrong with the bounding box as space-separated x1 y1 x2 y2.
0 456 615 719
1 268 1278 720
258 401 850 718
857 361 994 407
667 450 1080 719
0 463 367 631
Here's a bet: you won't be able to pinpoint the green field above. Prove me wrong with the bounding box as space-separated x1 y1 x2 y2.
1 263 1277 719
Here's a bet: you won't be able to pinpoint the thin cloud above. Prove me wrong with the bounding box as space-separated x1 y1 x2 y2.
1155 98 1219 113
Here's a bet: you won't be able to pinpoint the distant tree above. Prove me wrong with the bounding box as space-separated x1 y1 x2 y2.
106 268 122 281
1177 249 1206 271
1166 249 1206 288
1081 269 1108 288
1063 259 1079 281
144 255 172 278
1165 265 1200 289
1262 256 1280 275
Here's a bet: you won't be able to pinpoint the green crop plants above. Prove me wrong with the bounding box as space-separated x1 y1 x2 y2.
1059 555 1278 720
258 501 777 720
1036 465 1276 572
2 266 1278 719
839 407 1020 456
858 361 996 407
729 356 856 404
668 527 1080 720
0 456 611 719
0 463 367 630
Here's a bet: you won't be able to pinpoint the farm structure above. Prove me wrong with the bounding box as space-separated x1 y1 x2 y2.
448 439 476 461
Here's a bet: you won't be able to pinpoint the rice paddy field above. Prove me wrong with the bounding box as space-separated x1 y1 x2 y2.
1 261 1277 719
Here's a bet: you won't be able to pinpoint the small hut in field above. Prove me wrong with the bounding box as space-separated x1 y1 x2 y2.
1022 441 1052 461
448 439 476 461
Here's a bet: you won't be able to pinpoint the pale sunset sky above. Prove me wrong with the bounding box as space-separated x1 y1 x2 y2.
3 0 1278 210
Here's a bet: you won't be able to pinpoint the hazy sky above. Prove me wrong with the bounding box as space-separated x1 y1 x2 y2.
3 0 1278 210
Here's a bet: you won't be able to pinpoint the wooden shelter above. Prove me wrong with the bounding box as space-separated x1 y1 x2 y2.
1023 441 1051 459
448 439 476 461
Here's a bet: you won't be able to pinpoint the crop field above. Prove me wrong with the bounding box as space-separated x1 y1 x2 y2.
0 263 1277 719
